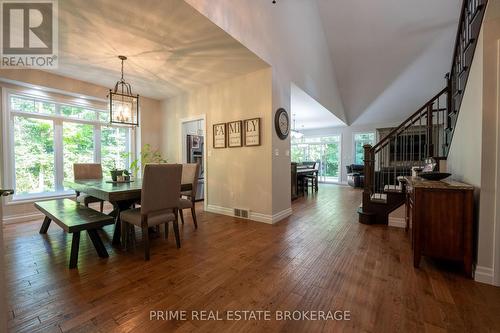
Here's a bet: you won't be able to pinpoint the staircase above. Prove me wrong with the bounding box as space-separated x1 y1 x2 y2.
358 0 488 225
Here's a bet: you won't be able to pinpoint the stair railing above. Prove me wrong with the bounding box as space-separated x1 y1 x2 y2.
363 88 449 199
360 0 488 223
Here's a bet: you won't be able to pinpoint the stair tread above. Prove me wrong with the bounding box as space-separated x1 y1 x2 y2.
370 193 387 204
384 185 402 193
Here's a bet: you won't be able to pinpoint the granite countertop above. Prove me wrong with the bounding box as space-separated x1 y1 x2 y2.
403 176 474 190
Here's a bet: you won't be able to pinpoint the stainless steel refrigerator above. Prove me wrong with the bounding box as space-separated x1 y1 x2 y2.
186 135 204 201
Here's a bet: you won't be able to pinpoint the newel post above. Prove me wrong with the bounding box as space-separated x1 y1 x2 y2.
363 144 374 196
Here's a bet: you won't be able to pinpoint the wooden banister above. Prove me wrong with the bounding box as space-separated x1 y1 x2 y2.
359 0 488 225
372 87 448 152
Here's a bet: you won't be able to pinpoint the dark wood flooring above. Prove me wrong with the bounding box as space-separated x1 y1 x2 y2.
4 185 500 332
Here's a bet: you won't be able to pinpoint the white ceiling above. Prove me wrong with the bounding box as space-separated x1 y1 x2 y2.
316 0 461 125
291 83 346 130
39 0 464 126
53 0 268 100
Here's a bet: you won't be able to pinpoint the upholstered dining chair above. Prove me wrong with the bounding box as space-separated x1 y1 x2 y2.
179 163 200 229
120 164 182 261
73 163 105 212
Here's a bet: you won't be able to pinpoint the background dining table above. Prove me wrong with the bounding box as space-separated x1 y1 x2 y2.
64 179 192 246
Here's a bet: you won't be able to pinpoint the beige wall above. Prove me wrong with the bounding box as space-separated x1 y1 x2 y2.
161 68 274 218
447 2 500 285
480 5 500 285
447 31 483 188
446 30 484 274
0 70 162 221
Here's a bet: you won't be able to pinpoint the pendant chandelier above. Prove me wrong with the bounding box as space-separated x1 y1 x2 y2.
291 114 304 139
109 55 139 126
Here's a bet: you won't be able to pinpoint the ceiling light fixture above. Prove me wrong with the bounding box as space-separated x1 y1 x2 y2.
291 114 304 139
109 55 139 126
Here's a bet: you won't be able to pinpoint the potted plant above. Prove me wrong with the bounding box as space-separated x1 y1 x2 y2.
110 162 124 181
126 144 167 178
123 170 131 181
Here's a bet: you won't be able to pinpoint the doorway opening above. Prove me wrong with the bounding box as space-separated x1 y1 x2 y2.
180 117 206 203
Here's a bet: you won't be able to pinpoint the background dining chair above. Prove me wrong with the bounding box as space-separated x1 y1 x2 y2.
305 161 320 192
120 164 182 261
73 163 105 212
179 163 200 229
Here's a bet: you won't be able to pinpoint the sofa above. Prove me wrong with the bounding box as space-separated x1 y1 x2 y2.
346 164 364 188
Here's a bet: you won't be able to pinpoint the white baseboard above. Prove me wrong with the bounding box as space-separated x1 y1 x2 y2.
272 207 293 223
205 205 292 224
388 217 406 228
2 212 44 224
474 266 494 285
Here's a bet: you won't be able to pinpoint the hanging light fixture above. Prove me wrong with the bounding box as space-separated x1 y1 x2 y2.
109 55 139 126
291 114 304 139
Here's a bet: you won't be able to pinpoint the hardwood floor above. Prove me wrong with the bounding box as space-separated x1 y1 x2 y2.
3 185 500 332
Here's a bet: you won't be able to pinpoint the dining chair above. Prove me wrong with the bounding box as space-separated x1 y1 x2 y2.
305 161 320 192
73 163 105 212
179 163 200 229
120 164 182 261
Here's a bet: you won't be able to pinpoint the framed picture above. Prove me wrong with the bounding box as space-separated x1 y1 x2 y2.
213 123 227 148
227 120 243 148
244 118 261 146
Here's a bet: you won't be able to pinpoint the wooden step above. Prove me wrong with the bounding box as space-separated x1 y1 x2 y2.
384 185 402 193
370 193 387 203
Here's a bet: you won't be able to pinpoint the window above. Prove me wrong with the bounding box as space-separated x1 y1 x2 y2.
101 126 130 172
291 135 341 183
353 132 375 165
4 92 135 199
63 122 95 181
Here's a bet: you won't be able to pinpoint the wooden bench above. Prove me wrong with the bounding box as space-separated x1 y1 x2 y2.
35 199 115 269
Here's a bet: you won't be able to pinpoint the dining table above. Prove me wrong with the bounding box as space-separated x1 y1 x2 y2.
64 179 192 247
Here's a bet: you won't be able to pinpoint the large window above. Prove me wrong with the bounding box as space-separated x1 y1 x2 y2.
5 92 134 199
291 135 341 183
353 132 375 165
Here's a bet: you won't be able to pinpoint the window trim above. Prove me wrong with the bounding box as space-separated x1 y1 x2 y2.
352 131 376 165
2 88 137 203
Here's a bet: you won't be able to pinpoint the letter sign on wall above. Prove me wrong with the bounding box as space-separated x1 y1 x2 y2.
244 118 261 146
213 123 226 148
227 120 243 148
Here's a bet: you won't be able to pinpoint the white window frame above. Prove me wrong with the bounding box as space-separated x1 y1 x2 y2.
352 131 376 165
2 88 137 203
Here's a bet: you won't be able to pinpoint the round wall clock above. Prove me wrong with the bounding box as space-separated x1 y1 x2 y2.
275 108 290 140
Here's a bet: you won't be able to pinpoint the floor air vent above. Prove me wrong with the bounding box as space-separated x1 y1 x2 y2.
234 208 249 219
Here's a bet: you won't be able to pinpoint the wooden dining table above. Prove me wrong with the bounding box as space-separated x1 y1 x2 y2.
64 179 192 246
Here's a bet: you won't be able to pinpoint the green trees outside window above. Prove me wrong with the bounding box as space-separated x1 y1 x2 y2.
101 126 130 172
63 123 95 182
9 94 132 197
353 133 375 165
291 136 341 182
14 117 55 194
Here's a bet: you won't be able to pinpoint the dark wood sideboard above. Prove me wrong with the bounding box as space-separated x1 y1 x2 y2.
404 176 474 277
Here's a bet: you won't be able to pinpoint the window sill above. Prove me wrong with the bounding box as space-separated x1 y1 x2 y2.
7 191 74 205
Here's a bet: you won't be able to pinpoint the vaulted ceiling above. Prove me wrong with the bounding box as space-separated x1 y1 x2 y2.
48 0 463 127
53 0 268 100
316 0 461 125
